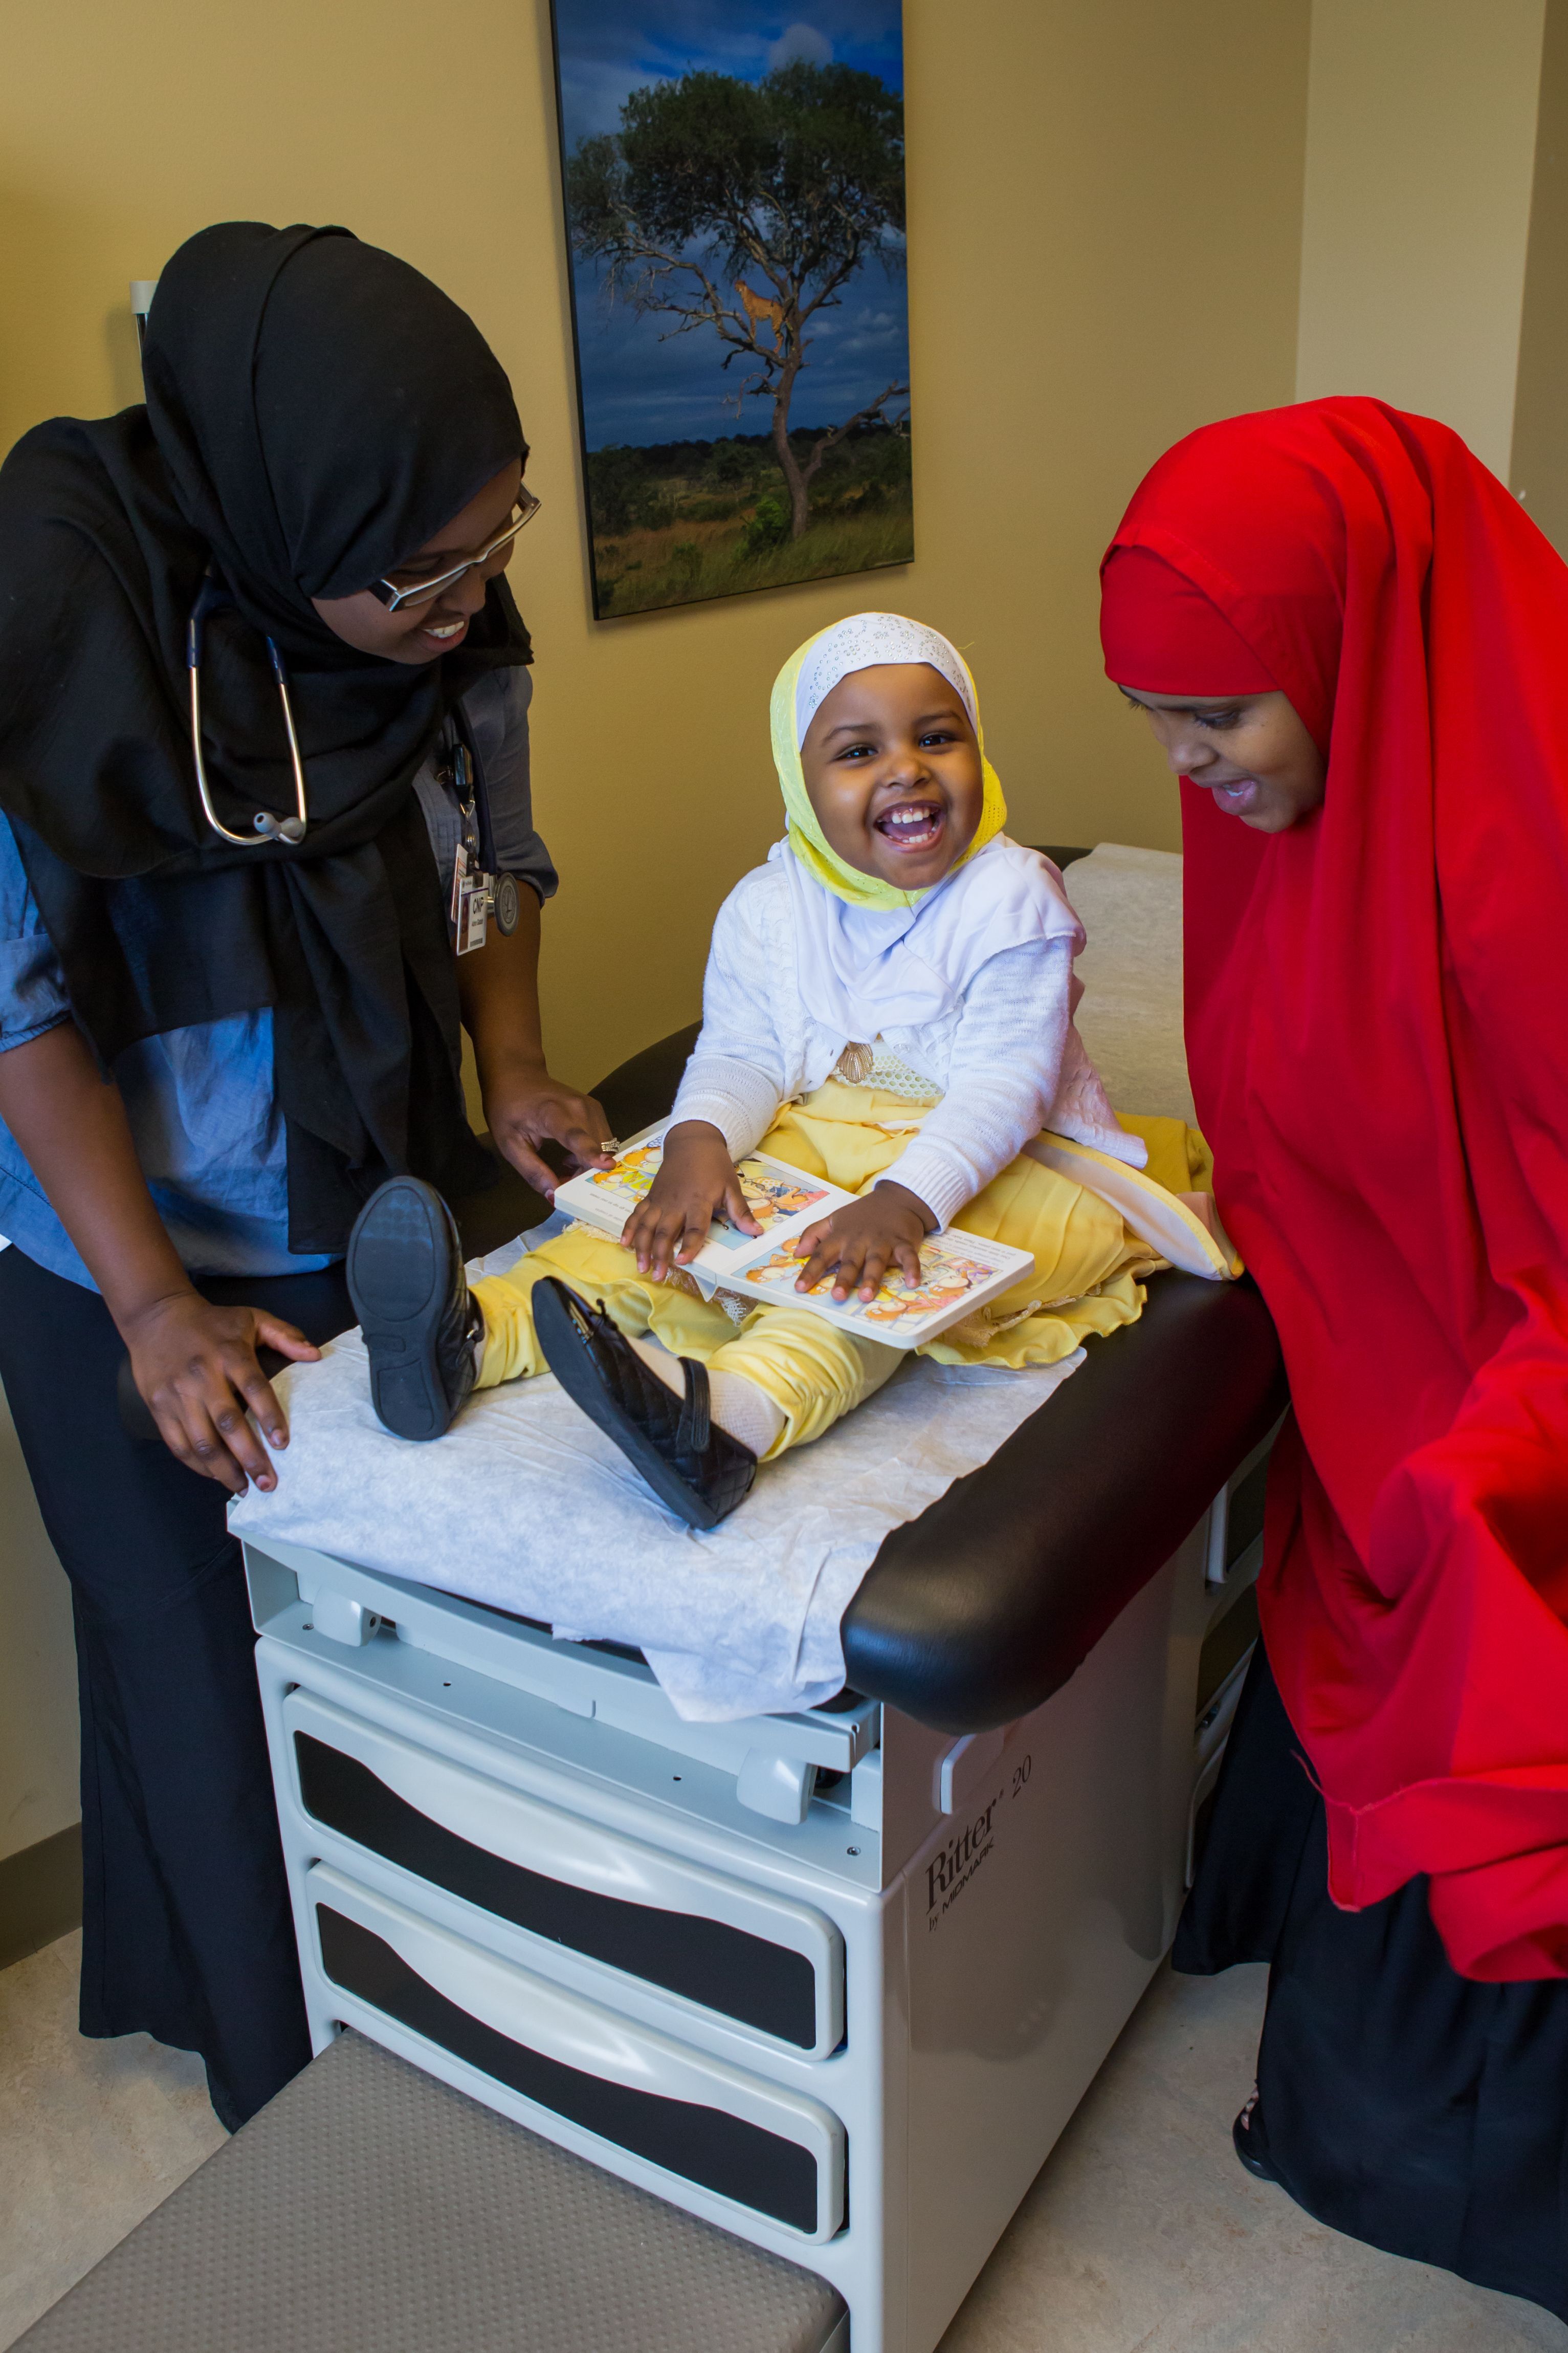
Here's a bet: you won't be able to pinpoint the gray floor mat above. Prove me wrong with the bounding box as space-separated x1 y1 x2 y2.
15 2028 847 2353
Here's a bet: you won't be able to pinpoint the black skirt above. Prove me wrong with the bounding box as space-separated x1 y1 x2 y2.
1176 1640 1568 2320
0 1245 346 2128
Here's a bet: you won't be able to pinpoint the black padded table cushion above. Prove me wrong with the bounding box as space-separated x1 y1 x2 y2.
842 1270 1281 1730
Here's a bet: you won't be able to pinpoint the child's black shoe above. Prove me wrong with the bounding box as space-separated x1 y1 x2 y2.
532 1277 756 1529
347 1176 480 1441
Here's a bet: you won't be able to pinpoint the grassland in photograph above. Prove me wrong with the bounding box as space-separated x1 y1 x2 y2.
586 424 912 617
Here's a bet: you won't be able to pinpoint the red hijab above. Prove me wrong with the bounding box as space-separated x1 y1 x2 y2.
1102 397 1568 1982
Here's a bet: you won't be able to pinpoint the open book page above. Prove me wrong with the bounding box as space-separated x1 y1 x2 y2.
552 1123 857 1281
735 1225 1038 1351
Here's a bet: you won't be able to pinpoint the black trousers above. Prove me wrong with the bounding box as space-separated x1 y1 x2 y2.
1176 1637 1568 2322
0 1244 353 2128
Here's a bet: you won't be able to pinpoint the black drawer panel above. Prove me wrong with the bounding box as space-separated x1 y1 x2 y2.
317 1905 820 2234
295 1732 819 2047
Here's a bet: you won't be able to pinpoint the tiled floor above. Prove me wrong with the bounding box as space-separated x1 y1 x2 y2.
1 1933 225 2347
939 1960 1568 2353
3 1935 1565 2351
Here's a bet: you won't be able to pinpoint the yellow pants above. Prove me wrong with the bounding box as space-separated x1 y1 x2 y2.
470 1083 1223 1464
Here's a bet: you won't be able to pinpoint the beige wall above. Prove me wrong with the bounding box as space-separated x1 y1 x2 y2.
1512 0 1568 550
0 0 1311 1092
0 1370 78 1863
1296 0 1547 477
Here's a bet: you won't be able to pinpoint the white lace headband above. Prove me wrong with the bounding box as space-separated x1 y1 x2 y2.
794 613 978 748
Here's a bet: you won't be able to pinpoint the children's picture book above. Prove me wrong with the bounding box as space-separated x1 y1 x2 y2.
553 1123 858 1282
737 1226 1037 1350
553 1124 1036 1346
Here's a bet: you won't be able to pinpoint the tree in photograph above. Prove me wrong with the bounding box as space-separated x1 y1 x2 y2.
566 62 907 540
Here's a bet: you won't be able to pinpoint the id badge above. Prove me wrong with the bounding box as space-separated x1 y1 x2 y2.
451 841 492 955
455 872 490 955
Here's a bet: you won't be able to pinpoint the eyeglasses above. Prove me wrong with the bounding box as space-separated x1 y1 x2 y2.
372 486 541 612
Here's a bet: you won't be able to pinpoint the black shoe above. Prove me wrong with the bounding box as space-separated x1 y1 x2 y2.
347 1176 479 1441
1233 2090 1278 2182
532 1277 757 1530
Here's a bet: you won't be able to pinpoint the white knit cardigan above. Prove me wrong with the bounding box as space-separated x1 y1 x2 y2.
669 857 1141 1231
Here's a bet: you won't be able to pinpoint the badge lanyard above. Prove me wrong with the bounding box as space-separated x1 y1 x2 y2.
443 709 520 956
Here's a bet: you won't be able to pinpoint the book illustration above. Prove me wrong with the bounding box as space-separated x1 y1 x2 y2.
741 1233 1005 1328
555 1122 860 1288
586 1142 661 1204
587 1144 833 1239
721 1159 834 1239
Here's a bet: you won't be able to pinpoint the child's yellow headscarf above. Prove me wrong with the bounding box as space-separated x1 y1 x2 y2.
769 613 1007 910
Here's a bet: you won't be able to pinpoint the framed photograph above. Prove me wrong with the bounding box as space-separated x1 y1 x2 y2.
550 3 912 618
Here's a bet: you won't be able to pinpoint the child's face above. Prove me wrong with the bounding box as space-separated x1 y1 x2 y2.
800 662 985 889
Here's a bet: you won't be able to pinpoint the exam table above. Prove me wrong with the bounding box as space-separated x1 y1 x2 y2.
29 862 1285 2353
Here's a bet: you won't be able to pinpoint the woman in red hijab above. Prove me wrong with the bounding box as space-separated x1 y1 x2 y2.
1101 396 1568 2316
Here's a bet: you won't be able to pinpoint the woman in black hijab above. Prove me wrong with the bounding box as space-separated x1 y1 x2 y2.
0 222 608 2125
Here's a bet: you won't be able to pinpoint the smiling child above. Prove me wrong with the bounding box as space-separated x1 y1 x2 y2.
346 613 1230 1527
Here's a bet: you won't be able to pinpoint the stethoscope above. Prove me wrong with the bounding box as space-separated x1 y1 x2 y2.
185 570 512 940
186 569 308 846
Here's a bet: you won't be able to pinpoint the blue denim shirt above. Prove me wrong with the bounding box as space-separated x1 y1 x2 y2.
0 666 554 1289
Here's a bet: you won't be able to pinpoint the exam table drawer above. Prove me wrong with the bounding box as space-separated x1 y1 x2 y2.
305 1863 846 2242
283 1692 844 2057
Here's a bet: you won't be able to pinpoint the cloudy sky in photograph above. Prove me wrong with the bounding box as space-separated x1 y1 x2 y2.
553 1 909 448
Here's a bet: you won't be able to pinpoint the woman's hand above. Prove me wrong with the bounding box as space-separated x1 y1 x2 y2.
791 1181 935 1303
622 1122 761 1280
0 1022 320 1493
484 1062 615 1196
123 1291 321 1497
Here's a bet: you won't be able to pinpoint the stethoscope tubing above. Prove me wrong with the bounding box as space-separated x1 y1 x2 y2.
187 570 307 846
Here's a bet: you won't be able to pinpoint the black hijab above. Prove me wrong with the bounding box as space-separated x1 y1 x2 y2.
0 221 532 1249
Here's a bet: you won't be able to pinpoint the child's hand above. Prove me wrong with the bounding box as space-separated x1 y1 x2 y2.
622 1122 761 1280
790 1182 935 1303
